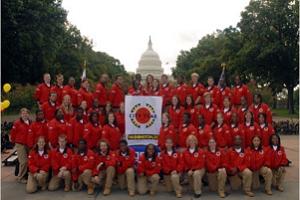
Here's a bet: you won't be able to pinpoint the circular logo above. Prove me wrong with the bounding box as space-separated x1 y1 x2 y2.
218 128 222 132
152 162 156 166
216 151 221 156
209 108 213 112
125 156 130 160
199 130 203 134
129 103 157 128
173 153 178 158
239 153 244 157
222 91 225 95
191 109 195 113
84 156 88 161
107 155 110 160
194 152 199 157
250 126 254 130
44 154 48 159
63 153 68 158
264 127 268 131
135 108 151 124
278 151 282 155
259 108 263 112
259 150 264 154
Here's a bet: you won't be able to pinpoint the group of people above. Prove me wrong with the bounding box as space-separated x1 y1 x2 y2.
9 72 288 198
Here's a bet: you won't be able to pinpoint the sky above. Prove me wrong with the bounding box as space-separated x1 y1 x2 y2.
62 0 250 74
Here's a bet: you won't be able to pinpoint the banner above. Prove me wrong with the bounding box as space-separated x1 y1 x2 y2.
125 96 162 146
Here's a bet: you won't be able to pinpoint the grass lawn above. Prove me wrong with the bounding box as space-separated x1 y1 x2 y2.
272 108 299 119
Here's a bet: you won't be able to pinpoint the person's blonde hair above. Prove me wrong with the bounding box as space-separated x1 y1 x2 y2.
191 73 199 78
186 135 198 147
203 92 211 98
61 95 74 114
20 108 29 115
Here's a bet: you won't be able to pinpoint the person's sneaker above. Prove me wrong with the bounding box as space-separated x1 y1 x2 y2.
18 179 27 184
219 192 226 198
103 187 111 195
194 193 201 198
129 192 135 196
64 186 71 192
87 185 94 195
244 190 254 197
41 184 47 191
276 186 284 192
180 181 188 186
266 190 273 195
176 193 182 198
150 191 156 195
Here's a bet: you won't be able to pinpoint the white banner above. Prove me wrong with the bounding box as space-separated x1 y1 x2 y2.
125 96 162 146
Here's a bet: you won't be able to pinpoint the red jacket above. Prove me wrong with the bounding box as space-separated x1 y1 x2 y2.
247 146 268 171
145 85 152 95
115 112 125 135
83 122 102 149
160 83 173 107
237 107 251 124
202 85 221 106
77 88 93 109
51 85 64 105
198 103 220 126
62 85 78 107
51 146 73 175
127 88 144 96
173 83 188 106
184 105 199 127
214 123 232 148
259 123 275 147
219 87 233 109
243 122 261 148
109 84 124 107
168 106 184 128
136 154 161 177
48 118 67 148
115 147 136 175
250 103 272 123
182 147 205 171
34 83 52 104
229 123 246 147
41 101 59 122
72 149 95 180
232 84 252 106
221 106 236 126
196 123 213 149
28 148 51 173
150 87 162 96
265 146 288 170
161 149 183 174
10 118 31 146
60 105 75 123
188 82 205 104
205 147 227 173
87 106 102 124
178 123 197 148
93 83 108 106
93 150 116 175
102 124 122 151
226 147 250 175
27 120 48 148
158 124 176 150
67 116 85 145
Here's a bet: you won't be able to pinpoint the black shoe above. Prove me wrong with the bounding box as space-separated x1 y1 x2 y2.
194 194 201 198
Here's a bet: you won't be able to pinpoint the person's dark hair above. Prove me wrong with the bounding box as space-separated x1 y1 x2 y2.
135 74 141 79
269 134 281 149
104 112 117 126
144 143 157 160
78 138 87 145
207 76 214 81
258 112 267 122
119 139 128 145
76 107 84 112
89 111 99 123
54 108 63 116
132 80 139 89
35 109 43 115
253 93 263 102
177 75 184 79
241 96 248 102
102 101 113 116
224 96 231 102
183 112 191 119
250 135 262 150
198 114 204 119
172 95 181 109
115 74 122 80
92 98 99 104
184 94 195 109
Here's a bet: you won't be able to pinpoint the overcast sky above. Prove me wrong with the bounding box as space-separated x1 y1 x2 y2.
62 0 250 74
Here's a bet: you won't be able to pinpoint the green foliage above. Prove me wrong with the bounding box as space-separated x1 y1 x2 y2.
247 83 273 107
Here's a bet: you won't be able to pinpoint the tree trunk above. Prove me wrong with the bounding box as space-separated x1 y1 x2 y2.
287 85 295 114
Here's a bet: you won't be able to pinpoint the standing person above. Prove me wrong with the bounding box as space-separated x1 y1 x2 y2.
93 74 109 108
160 74 173 111
41 91 59 122
173 75 188 106
72 138 95 195
219 78 232 109
34 73 52 108
182 135 205 198
258 112 275 147
184 95 199 127
198 92 220 129
79 100 89 123
188 73 205 107
48 134 73 192
158 113 176 151
92 139 116 196
232 75 252 109
87 98 102 124
161 138 183 198
214 113 232 151
109 74 124 110
60 95 74 123
226 135 254 197
48 108 67 149
128 80 144 96
100 101 113 126
237 96 250 124
115 140 136 196
83 112 102 151
27 109 48 149
168 95 184 131
202 76 221 107
115 102 125 137
177 112 197 149
67 107 85 150
27 136 51 193
77 78 93 109
229 112 246 147
205 138 227 198
250 94 273 123
247 136 273 195
145 74 154 95
102 112 122 151
136 144 161 195
128 74 145 94
243 110 261 148
196 114 213 150
51 74 64 105
10 108 31 183
62 77 78 108
221 97 236 126
150 79 162 96
265 134 287 192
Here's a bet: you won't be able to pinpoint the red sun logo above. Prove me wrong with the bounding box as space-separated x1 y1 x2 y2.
135 107 151 124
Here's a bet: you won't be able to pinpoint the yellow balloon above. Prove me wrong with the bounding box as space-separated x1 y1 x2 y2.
3 100 10 109
3 83 11 93
0 102 4 110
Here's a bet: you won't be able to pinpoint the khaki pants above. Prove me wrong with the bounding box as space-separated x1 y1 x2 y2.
228 168 252 191
252 167 272 191
118 168 135 193
48 171 72 191
272 168 286 187
207 171 227 194
178 148 188 182
188 168 205 195
16 143 29 181
27 172 49 193
164 173 182 194
72 169 95 191
137 174 159 195
92 166 115 189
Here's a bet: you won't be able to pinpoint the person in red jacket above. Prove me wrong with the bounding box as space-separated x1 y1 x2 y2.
67 107 85 149
51 74 64 105
92 139 116 195
71 138 95 195
168 95 184 130
62 77 78 107
150 79 162 96
232 75 252 109
160 74 173 111
34 73 52 107
265 134 287 192
237 96 251 124
173 75 188 106
196 114 213 150
10 108 31 183
115 102 125 136
182 135 205 198
136 144 161 195
77 78 93 109
48 134 73 192
226 135 254 197
145 74 154 95
60 95 75 123
251 94 273 123
161 138 183 198
41 91 59 122
202 76 221 106
48 108 67 149
109 74 124 110
198 92 220 128
128 80 144 96
184 95 199 127
27 136 51 193
221 97 236 126
100 101 113 126
214 113 232 151
219 78 232 109
115 139 136 196
28 109 48 149
79 100 89 123
243 110 261 148
93 74 109 107
188 73 205 107
83 112 102 151
247 136 273 195
102 112 122 151
158 113 176 151
258 112 275 147
205 138 227 198
87 98 102 124
229 112 246 147
177 112 197 149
